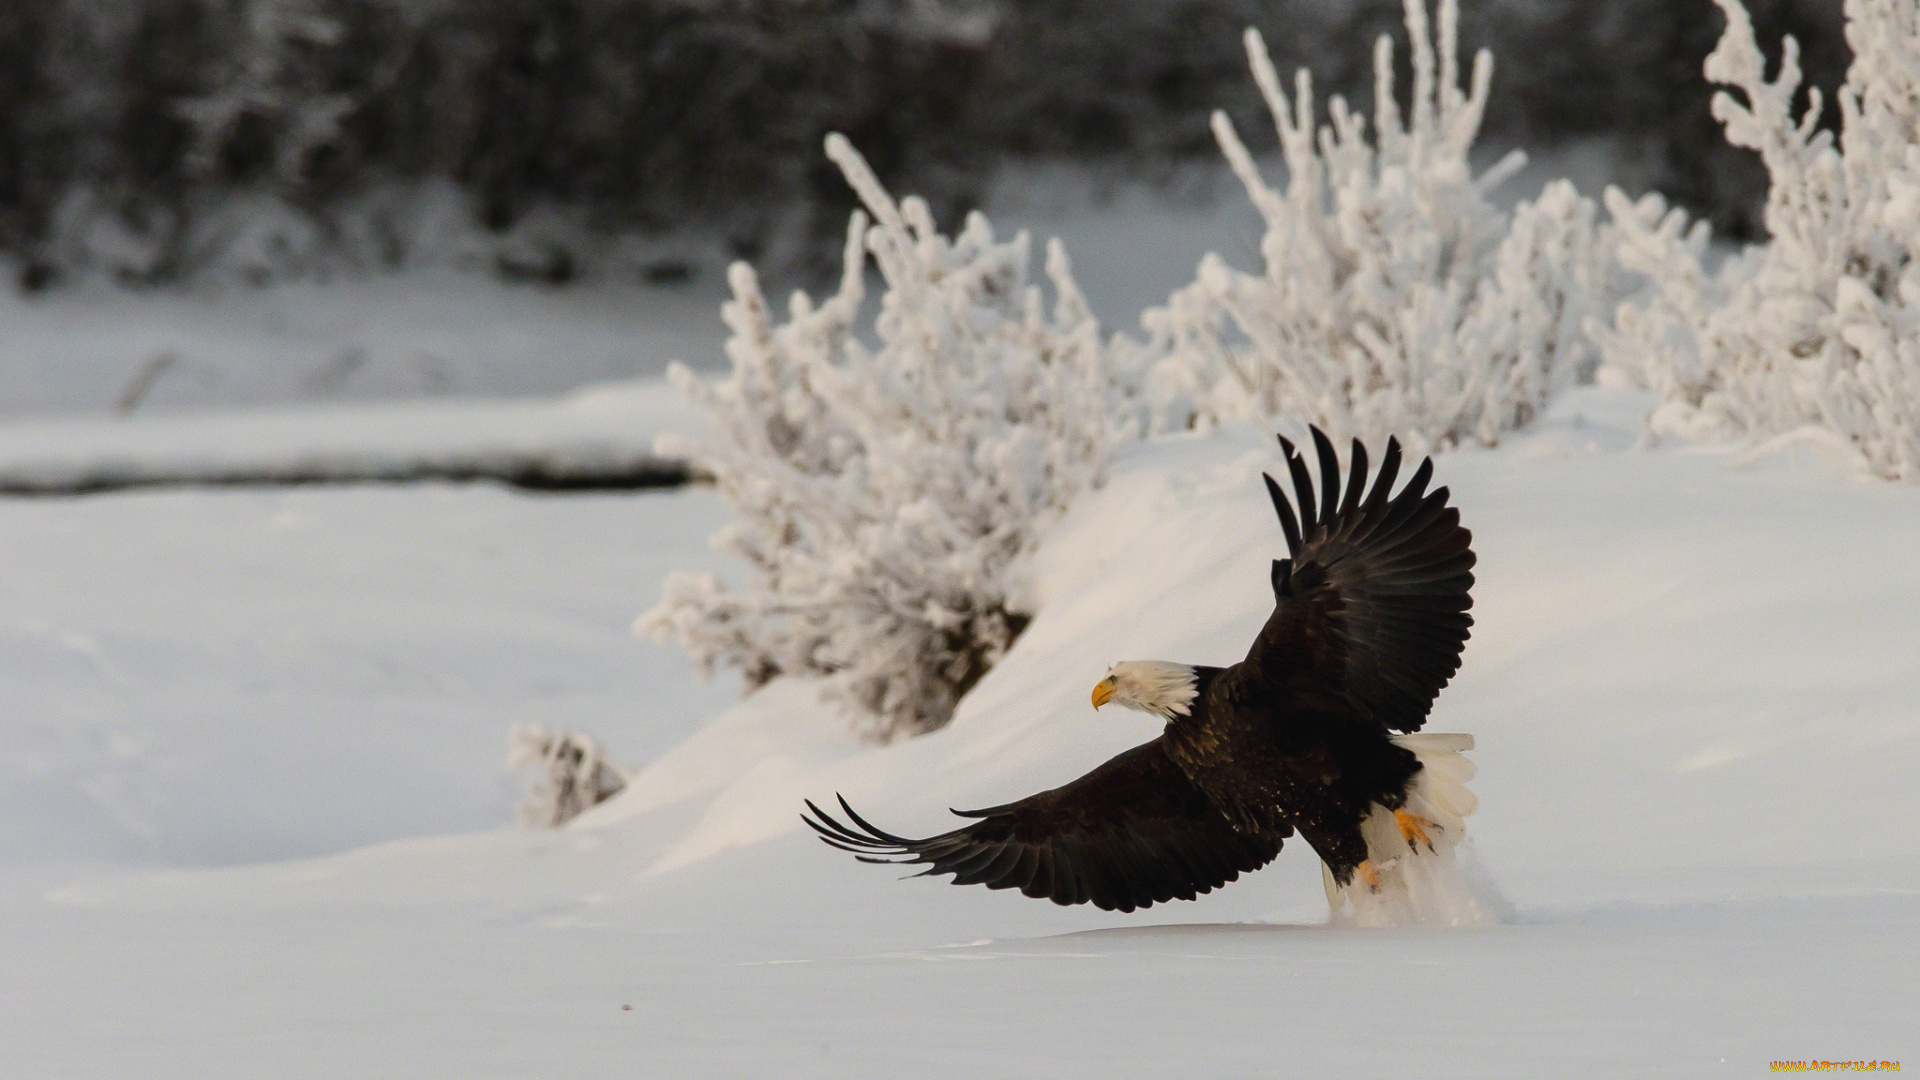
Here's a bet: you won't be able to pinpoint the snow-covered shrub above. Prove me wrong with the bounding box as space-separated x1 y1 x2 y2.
639 135 1114 742
1130 0 1607 453
1597 0 1920 480
508 725 627 828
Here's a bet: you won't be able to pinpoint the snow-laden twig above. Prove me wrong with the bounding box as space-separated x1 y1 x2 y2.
1126 0 1607 453
509 725 627 828
639 136 1116 742
1596 0 1920 480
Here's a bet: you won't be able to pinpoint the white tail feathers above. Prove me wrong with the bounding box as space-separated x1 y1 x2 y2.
1322 732 1509 927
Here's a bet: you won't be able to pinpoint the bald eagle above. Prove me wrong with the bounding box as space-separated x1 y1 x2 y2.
804 428 1478 913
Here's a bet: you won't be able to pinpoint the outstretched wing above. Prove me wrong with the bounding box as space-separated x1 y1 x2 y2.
1247 427 1475 734
803 739 1285 913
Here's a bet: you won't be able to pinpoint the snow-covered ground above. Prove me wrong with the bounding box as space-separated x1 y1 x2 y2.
0 477 738 869
3 383 1916 1075
0 379 701 492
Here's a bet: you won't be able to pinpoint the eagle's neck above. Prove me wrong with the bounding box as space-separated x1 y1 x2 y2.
1108 661 1200 720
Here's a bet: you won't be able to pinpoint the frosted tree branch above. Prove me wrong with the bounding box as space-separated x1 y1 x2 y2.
1597 0 1920 480
1125 0 1608 453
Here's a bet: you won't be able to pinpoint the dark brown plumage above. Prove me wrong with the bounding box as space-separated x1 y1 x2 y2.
804 427 1476 911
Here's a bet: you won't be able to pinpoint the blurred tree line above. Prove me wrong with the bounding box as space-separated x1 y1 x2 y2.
0 0 1847 289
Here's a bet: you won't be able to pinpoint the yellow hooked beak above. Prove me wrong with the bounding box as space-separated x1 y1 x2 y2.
1091 677 1115 710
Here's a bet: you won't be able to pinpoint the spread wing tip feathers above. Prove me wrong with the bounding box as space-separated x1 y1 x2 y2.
1267 429 1413 555
1263 426 1475 599
801 796 919 860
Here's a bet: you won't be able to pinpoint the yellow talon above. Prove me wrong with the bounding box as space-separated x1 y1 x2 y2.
1356 860 1382 893
1395 809 1435 851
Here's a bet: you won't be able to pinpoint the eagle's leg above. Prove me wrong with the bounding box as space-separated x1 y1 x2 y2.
1355 860 1382 893
1395 808 1436 852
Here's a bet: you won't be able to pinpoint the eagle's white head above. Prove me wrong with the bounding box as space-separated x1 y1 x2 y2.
1090 661 1199 720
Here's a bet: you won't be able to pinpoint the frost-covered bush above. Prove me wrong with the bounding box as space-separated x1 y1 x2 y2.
1131 0 1607 453
1597 0 1920 480
639 135 1114 742
508 725 627 828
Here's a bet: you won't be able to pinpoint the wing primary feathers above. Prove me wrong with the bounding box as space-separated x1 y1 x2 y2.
804 799 890 847
1284 446 1319 541
937 842 1004 880
805 806 875 849
1263 473 1303 555
1374 470 1440 540
1369 437 1403 508
954 844 1022 886
1400 457 1435 503
812 832 880 855
836 795 918 846
1339 439 1369 518
1310 427 1341 525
